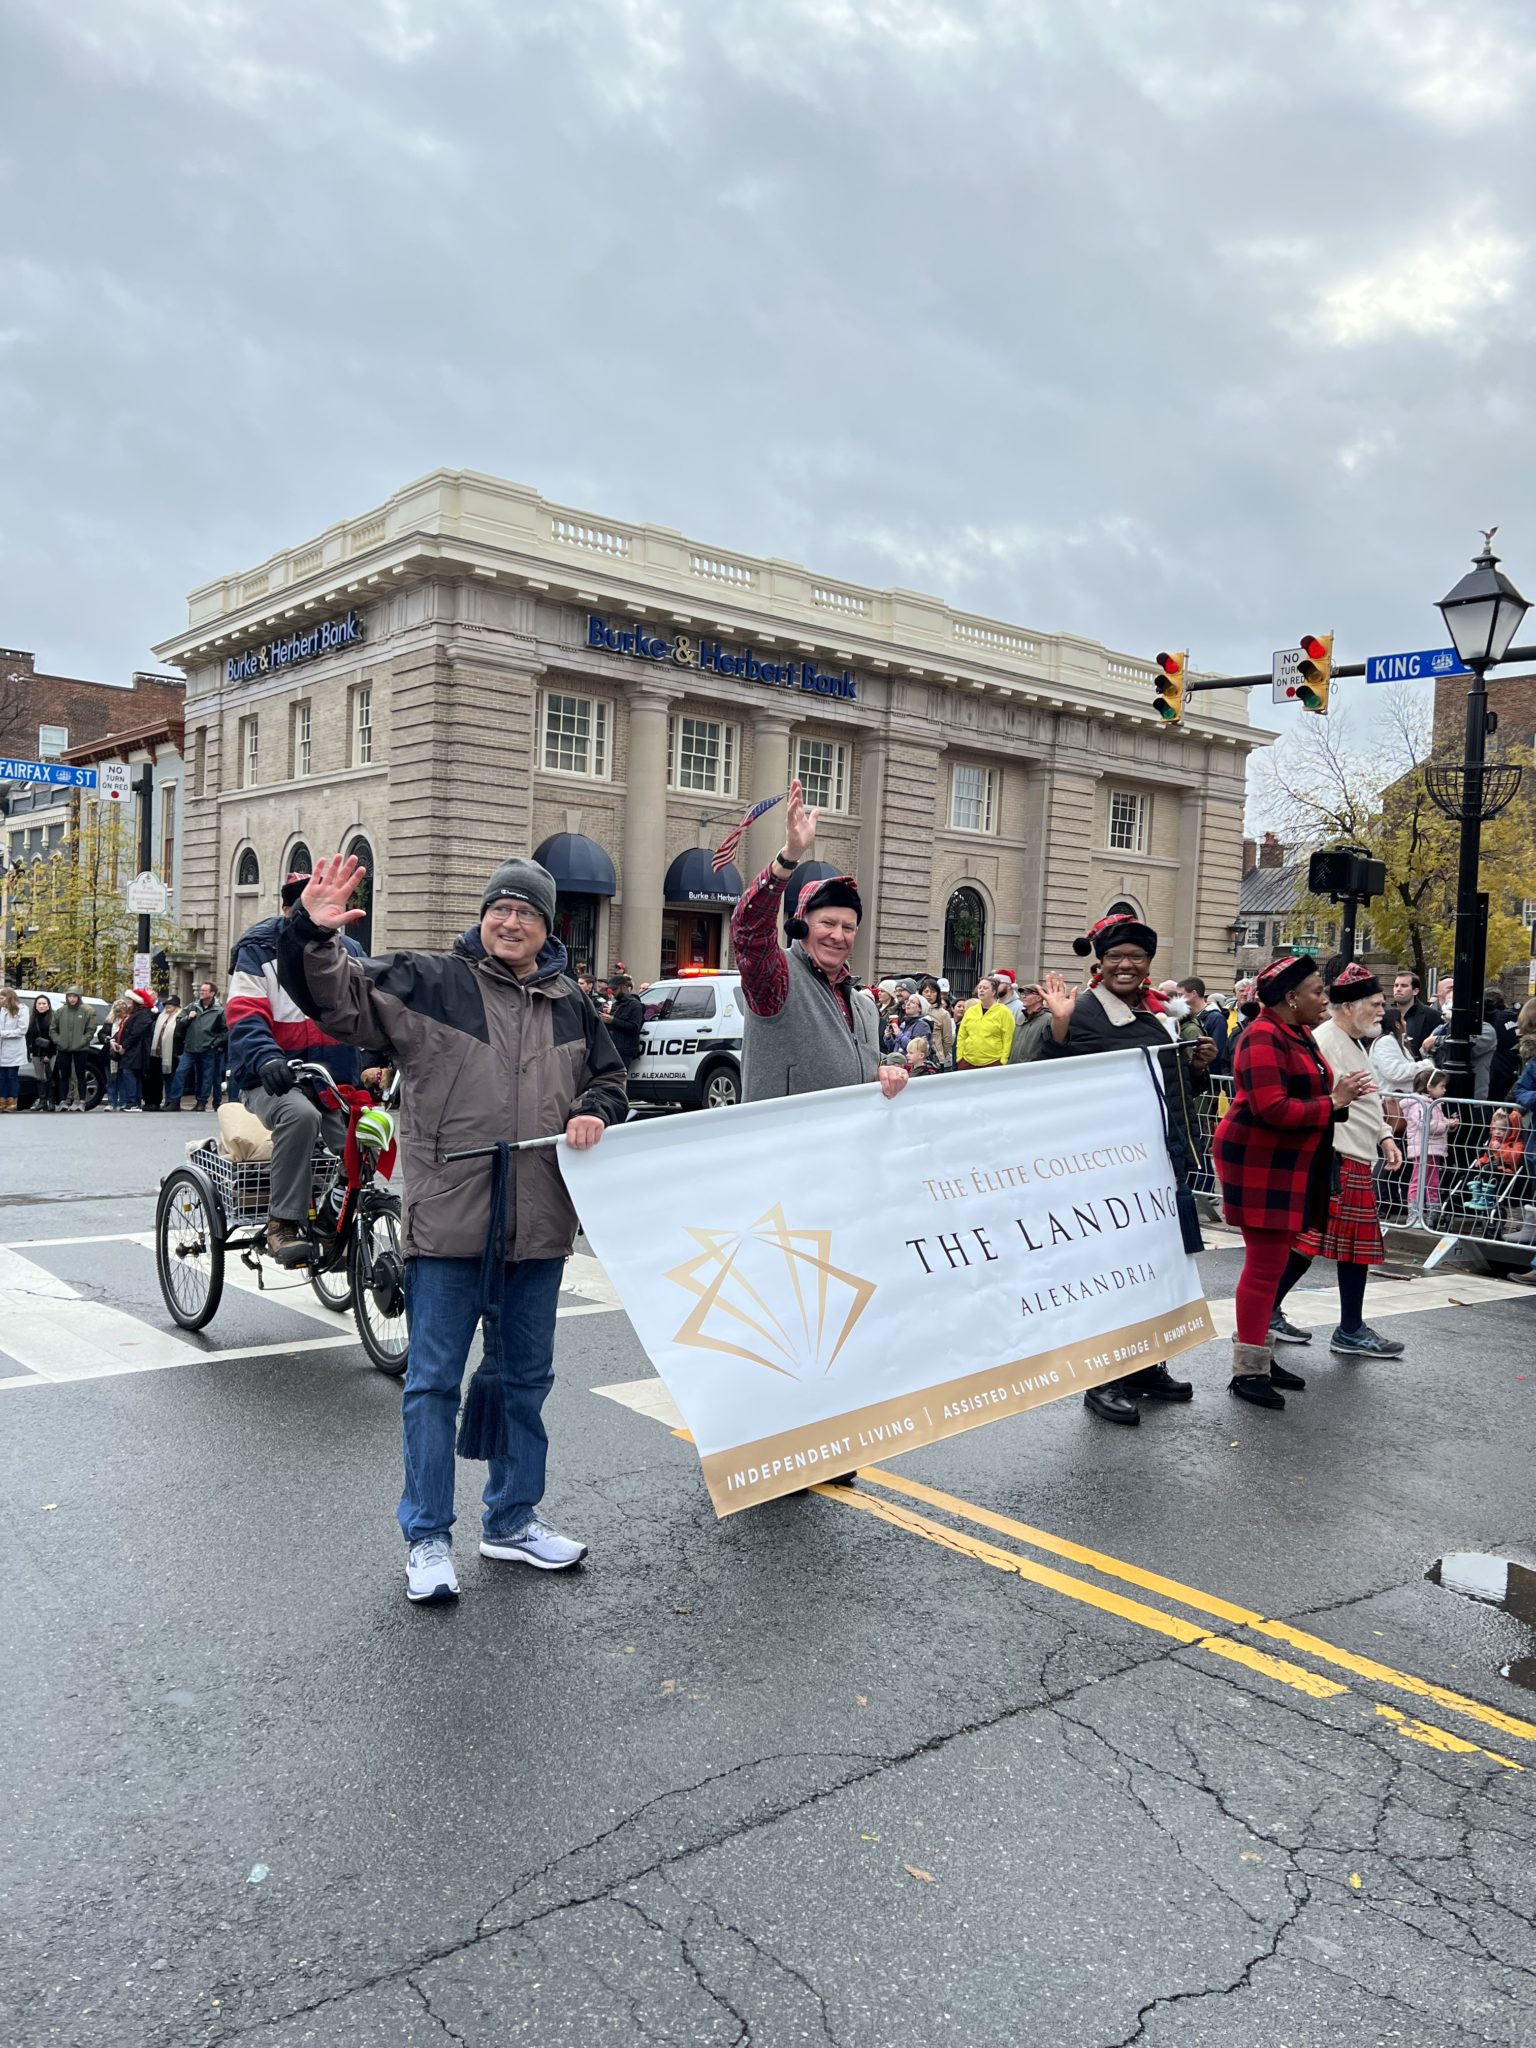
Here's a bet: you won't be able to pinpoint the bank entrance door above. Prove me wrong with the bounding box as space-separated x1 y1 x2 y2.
661 911 722 978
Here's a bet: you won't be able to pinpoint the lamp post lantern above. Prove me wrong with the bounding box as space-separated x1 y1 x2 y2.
1431 531 1529 1098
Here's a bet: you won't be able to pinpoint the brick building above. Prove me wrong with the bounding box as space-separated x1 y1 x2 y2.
0 648 184 764
152 470 1268 990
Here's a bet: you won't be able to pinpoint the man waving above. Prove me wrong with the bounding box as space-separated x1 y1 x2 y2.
279 850 627 1605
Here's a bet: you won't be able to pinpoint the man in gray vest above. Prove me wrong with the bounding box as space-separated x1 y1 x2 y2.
731 780 909 1104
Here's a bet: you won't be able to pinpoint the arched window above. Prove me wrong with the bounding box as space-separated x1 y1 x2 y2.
1104 896 1144 921
236 848 260 889
286 840 313 881
345 834 374 952
942 886 987 999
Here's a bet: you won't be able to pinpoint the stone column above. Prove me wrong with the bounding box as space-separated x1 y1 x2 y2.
746 712 795 881
1033 761 1103 970
852 737 887 981
1172 790 1204 978
621 687 673 979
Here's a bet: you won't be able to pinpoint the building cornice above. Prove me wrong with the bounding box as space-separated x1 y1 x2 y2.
151 469 1266 750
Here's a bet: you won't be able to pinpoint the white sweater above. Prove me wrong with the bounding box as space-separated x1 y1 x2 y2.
1370 1031 1431 1093
1315 1019 1388 1165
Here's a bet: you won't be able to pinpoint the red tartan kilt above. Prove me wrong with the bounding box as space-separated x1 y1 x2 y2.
1294 1155 1384 1266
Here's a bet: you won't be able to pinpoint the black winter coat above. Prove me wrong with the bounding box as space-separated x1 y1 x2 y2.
607 991 646 1065
1040 986 1208 1180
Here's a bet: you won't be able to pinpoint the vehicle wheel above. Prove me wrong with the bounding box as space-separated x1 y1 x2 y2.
155 1167 226 1330
350 1194 409 1377
309 1251 354 1312
700 1062 741 1110
80 1066 105 1111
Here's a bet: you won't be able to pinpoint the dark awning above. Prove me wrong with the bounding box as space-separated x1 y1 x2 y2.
663 846 743 905
533 833 617 898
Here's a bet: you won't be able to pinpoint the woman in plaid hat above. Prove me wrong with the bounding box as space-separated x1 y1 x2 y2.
1212 957 1375 1409
1266 961 1405 1362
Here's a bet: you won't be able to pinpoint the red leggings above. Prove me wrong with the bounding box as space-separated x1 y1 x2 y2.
1235 1226 1294 1345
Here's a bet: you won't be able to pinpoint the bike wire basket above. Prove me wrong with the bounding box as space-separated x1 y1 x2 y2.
192 1140 343 1223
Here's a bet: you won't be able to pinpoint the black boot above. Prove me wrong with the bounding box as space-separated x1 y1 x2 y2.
1228 1338 1285 1409
1084 1381 1141 1426
1126 1361 1193 1402
1268 1355 1306 1391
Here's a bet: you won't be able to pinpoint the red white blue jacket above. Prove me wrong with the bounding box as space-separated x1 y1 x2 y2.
226 913 366 1089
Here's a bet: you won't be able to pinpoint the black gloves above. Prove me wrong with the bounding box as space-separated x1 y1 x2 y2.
258 1057 293 1096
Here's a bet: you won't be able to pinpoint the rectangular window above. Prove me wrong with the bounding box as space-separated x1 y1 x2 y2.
352 683 373 767
193 726 206 798
292 702 312 778
1521 899 1536 928
7 831 22 861
795 737 849 813
160 783 177 879
541 692 611 779
948 762 997 834
668 715 738 797
38 724 68 758
48 821 65 851
241 715 259 789
1107 788 1148 854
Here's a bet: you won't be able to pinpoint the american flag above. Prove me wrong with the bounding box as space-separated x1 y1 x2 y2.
713 791 785 873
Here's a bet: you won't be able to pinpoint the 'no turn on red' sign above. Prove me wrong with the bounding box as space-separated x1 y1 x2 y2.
97 763 132 802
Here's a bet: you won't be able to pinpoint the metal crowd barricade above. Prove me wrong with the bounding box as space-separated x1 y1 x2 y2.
1177 1069 1533 1268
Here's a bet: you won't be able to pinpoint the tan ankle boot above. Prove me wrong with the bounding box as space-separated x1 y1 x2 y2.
1229 1337 1284 1408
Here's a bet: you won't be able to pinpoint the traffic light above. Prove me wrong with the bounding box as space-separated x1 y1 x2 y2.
1153 650 1187 723
1295 632 1333 713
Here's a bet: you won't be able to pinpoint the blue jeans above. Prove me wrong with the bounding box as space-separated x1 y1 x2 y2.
108 1067 140 1109
398 1253 566 1545
172 1048 223 1105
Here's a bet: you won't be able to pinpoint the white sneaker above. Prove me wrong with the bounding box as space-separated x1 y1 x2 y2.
405 1535 459 1603
479 1517 588 1570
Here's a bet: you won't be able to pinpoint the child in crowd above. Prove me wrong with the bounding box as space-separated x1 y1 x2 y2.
1399 1068 1456 1213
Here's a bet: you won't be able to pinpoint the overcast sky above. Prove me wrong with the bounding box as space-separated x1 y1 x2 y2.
3 0 1532 766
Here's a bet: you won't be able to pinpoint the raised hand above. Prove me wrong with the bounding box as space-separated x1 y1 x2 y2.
1041 970 1079 1024
300 852 369 932
782 778 819 861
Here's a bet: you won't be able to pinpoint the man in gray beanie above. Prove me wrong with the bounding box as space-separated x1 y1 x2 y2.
277 847 627 1607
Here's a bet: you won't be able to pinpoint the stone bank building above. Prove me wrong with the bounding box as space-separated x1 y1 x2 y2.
153 471 1263 991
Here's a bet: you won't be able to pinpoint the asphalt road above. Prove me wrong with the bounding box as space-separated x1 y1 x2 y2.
5 1109 1536 2047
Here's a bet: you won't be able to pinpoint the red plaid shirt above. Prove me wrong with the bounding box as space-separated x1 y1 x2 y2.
731 861 855 1029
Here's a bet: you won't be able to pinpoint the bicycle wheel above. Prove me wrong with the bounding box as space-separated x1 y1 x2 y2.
156 1167 226 1330
309 1248 354 1313
350 1193 409 1376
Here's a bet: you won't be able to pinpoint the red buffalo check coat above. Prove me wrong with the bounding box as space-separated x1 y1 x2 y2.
1213 1009 1344 1234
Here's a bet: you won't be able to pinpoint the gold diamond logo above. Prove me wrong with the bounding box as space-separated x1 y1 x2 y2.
665 1203 877 1381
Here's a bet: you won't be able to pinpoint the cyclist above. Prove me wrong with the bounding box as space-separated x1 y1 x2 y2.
278 851 627 1606
227 874 367 1266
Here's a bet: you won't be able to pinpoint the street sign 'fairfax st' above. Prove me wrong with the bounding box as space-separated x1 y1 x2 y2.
1366 647 1470 685
0 757 98 788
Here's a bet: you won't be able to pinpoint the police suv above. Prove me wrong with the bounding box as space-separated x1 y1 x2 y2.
627 971 744 1111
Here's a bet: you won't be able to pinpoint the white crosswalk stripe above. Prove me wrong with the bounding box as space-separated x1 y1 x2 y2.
0 1230 625 1391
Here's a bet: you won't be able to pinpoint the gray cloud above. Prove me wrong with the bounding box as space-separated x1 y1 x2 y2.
2 0 1532 735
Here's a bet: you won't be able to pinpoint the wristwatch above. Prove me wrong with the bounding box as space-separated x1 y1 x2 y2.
773 849 800 873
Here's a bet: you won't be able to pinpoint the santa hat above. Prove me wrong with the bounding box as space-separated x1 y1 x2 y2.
131 987 156 1007
1072 913 1158 961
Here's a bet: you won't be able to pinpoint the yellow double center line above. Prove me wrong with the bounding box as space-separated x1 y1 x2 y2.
815 1467 1535 1770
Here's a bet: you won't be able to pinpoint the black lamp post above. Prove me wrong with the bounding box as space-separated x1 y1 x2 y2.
1430 530 1529 1097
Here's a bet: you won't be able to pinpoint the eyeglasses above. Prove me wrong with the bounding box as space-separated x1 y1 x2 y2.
484 900 544 926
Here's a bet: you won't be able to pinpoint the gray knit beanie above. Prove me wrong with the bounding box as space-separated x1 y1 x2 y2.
480 858 557 928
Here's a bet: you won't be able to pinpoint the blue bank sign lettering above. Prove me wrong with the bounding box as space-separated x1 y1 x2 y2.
587 615 857 701
226 609 365 684
0 757 98 788
1365 647 1470 685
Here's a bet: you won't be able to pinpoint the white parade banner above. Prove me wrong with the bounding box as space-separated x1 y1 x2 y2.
561 1050 1212 1515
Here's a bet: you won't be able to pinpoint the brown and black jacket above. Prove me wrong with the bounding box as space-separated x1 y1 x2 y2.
278 910 627 1263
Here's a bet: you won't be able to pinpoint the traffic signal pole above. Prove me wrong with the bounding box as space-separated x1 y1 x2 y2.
1183 640 1536 694
135 761 154 967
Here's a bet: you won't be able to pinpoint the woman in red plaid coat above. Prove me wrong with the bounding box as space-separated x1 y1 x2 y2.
1213 957 1373 1410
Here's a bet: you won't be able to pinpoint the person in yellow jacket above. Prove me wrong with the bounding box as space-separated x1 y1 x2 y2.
955 977 1015 1067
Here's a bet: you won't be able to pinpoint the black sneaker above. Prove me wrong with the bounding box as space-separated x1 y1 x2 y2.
1268 1313 1311 1346
1330 1324 1405 1358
